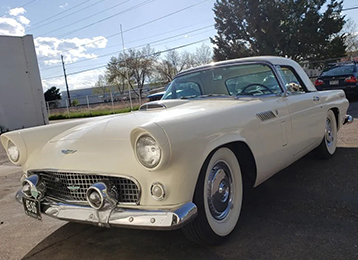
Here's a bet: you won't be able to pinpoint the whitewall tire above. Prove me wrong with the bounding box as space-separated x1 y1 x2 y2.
182 147 243 245
315 110 337 159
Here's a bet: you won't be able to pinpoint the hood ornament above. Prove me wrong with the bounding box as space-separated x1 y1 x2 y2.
61 149 77 155
67 185 80 191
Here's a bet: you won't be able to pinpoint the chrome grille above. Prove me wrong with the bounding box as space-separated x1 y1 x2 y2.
30 171 140 204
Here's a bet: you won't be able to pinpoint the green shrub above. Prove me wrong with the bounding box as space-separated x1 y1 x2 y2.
49 106 139 120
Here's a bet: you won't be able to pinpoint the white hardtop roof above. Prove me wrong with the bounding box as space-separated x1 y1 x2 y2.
177 56 297 76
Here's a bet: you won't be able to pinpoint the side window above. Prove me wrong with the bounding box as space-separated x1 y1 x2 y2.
225 64 282 96
277 66 307 94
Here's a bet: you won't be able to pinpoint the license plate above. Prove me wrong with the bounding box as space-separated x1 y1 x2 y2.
330 80 339 85
22 197 41 220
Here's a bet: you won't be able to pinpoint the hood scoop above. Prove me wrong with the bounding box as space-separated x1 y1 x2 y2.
139 103 167 111
139 99 189 111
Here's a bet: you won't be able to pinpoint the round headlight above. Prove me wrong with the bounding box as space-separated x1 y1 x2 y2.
136 135 161 168
7 141 20 162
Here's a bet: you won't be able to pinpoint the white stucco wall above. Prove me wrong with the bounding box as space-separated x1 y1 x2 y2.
0 35 48 132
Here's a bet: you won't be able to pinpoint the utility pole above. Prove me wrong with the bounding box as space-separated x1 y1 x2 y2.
120 24 133 111
61 55 71 106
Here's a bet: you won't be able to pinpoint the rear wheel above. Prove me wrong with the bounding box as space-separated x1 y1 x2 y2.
315 110 337 159
182 147 243 245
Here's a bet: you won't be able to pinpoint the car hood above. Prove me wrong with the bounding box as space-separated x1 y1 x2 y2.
50 98 252 142
18 97 256 173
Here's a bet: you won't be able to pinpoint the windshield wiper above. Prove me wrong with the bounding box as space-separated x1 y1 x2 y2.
198 94 229 98
180 95 197 99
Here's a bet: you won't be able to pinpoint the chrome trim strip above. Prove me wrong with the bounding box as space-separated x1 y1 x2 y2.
15 190 197 230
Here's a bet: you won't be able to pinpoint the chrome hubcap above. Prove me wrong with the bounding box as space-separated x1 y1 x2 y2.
325 118 334 148
207 161 233 220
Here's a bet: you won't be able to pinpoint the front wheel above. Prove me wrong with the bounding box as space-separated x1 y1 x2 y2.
315 110 337 159
182 147 243 245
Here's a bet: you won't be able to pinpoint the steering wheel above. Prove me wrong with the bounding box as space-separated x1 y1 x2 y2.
241 83 274 95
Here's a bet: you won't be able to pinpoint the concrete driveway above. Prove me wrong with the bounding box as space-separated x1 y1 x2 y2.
1 100 358 260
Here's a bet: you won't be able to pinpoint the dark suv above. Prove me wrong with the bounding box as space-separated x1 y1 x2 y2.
315 61 358 96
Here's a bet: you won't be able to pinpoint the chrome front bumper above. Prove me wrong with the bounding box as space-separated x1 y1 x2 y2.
15 190 197 230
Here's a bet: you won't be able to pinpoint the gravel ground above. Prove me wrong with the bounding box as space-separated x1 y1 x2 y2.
0 98 357 260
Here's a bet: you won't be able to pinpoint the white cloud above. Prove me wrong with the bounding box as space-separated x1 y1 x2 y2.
18 15 30 25
59 3 68 9
8 7 26 16
1 8 108 91
0 17 25 36
42 68 105 91
35 36 108 65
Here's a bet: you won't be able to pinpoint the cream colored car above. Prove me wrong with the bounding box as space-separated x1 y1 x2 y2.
1 56 353 245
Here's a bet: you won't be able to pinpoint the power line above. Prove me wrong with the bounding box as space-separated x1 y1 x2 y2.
38 0 211 56
40 24 214 71
342 6 358 11
37 0 138 37
28 0 107 32
41 38 209 80
86 18 213 54
30 0 92 27
21 0 39 8
69 38 209 76
58 0 156 38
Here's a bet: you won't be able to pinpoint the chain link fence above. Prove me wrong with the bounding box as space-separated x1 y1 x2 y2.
46 90 153 118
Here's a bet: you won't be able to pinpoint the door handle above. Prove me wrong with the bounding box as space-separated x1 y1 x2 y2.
313 96 320 102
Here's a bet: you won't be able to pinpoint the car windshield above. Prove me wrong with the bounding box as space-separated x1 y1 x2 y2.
321 65 356 76
162 63 283 100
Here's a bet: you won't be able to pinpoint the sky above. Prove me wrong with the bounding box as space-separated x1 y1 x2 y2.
0 0 357 92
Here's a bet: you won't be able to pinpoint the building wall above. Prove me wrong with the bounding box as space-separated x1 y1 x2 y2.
0 35 48 132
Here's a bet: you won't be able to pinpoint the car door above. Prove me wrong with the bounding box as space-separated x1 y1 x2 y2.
276 66 325 156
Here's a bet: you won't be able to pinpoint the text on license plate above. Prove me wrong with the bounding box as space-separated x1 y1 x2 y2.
330 80 339 85
22 197 41 220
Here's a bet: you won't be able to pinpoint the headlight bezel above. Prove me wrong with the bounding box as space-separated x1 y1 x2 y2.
135 134 162 169
7 140 20 163
131 126 171 171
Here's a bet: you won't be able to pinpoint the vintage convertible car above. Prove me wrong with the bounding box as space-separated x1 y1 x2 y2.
1 56 353 245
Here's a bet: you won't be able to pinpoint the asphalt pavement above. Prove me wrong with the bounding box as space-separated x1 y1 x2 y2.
0 99 358 260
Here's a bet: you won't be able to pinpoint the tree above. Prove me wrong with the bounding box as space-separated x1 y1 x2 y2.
211 0 346 63
155 49 196 84
194 44 213 65
92 75 110 95
44 86 61 108
343 18 358 54
44 86 61 101
106 45 158 97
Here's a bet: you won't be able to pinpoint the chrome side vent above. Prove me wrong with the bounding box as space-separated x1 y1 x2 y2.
256 110 276 121
139 103 166 111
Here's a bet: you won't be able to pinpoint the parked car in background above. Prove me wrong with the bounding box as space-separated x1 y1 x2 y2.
146 91 165 101
1 56 353 246
315 61 358 96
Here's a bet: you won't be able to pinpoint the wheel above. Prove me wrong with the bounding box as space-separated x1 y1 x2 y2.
315 110 337 159
182 147 243 245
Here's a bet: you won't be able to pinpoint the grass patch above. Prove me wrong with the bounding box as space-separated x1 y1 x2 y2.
49 106 139 120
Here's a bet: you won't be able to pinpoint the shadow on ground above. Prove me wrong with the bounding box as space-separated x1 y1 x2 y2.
23 148 358 260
